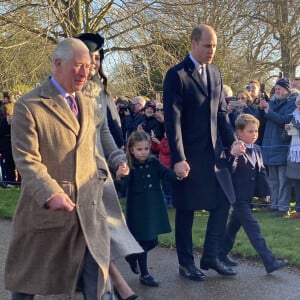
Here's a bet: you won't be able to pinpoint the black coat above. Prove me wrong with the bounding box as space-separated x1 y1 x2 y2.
230 145 270 201
163 55 236 210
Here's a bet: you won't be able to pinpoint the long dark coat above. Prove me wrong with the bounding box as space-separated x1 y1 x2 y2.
125 157 176 241
163 55 236 211
5 79 110 297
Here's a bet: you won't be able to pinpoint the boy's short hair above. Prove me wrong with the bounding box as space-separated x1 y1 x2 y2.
235 114 259 131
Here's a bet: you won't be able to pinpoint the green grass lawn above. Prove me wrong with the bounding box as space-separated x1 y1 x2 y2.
1 187 300 267
0 186 20 218
159 208 300 267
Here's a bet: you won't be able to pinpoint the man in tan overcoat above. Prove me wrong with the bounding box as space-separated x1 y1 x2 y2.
5 38 111 299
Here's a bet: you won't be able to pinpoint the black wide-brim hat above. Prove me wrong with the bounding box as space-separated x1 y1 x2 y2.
75 33 104 52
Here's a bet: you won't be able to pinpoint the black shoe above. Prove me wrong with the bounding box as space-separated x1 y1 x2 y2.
200 257 237 276
139 274 159 287
114 287 139 300
219 255 238 267
265 259 288 273
125 255 139 274
179 264 206 281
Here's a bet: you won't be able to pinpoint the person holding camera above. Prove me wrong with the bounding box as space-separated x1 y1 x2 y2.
227 89 256 129
257 78 297 217
137 101 164 142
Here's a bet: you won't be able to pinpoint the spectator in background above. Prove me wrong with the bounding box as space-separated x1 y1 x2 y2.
291 77 300 92
248 80 261 108
137 100 164 142
284 95 300 220
0 91 20 187
124 96 146 140
227 89 257 130
151 103 174 208
223 84 233 98
116 96 132 146
257 78 297 217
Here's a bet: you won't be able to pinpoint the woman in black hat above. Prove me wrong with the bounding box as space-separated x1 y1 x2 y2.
77 32 142 300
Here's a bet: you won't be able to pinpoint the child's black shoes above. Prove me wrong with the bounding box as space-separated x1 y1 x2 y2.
139 274 159 287
265 259 288 273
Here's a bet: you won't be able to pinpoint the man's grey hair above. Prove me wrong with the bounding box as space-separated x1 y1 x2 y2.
52 38 85 68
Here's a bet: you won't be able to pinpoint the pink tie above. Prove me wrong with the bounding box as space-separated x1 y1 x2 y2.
68 94 78 118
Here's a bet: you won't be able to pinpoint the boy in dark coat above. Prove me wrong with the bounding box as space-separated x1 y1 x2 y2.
219 114 288 273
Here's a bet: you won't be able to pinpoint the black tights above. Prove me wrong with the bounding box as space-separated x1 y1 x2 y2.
127 238 158 276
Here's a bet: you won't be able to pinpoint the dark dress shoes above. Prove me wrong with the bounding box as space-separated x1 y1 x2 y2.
219 255 238 267
139 274 159 287
265 259 288 273
200 257 237 276
125 255 139 274
114 287 139 300
179 264 206 281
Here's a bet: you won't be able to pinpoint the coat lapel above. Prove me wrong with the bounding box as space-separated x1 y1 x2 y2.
75 91 92 146
39 79 80 135
185 56 208 96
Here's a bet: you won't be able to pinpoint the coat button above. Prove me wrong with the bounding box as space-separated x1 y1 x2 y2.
147 174 151 177
149 184 152 188
146 165 149 168
92 200 97 205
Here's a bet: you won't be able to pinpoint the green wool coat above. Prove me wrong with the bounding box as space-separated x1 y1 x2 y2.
125 157 177 241
5 79 110 298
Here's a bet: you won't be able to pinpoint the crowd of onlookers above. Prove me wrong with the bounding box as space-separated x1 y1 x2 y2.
113 76 300 219
2 76 300 219
224 77 300 220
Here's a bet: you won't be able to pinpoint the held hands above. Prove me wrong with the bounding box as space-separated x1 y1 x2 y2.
47 193 76 212
116 161 129 180
174 160 190 178
230 140 246 157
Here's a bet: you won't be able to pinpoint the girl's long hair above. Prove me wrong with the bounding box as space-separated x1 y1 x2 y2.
126 131 151 169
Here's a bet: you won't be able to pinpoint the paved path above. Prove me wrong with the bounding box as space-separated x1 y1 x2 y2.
1 218 300 300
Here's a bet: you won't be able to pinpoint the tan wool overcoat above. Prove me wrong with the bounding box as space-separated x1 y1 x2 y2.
5 78 110 297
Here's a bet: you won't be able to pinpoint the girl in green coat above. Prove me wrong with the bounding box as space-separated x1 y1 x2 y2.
121 131 181 287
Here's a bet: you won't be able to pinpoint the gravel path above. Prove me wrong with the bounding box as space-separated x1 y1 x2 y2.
1 218 300 300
